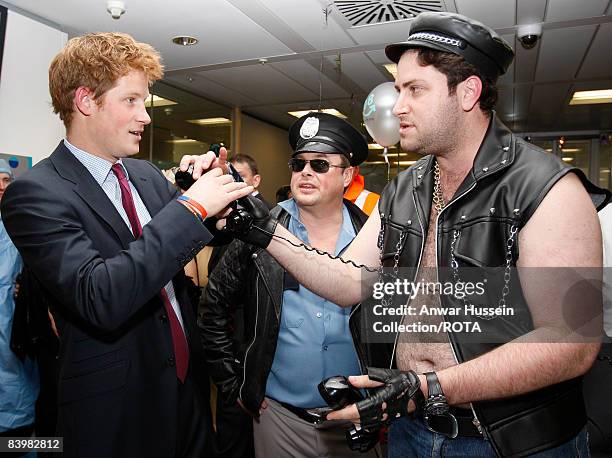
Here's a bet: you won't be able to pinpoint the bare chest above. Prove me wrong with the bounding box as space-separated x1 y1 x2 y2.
395 204 457 373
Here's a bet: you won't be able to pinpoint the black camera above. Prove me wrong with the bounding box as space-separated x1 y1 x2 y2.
318 375 380 453
174 167 196 192
174 156 253 232
174 161 242 192
174 143 228 191
210 143 223 155
318 375 363 409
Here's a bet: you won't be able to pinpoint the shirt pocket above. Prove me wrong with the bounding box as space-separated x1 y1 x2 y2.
282 317 304 329
452 217 518 268
380 216 423 267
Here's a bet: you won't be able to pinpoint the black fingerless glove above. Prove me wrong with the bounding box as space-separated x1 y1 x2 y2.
318 375 380 453
356 367 421 430
224 195 278 248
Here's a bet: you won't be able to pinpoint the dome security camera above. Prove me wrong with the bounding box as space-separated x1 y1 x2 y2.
517 24 542 49
107 0 126 20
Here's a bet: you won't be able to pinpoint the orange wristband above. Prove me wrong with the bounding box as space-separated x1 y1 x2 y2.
179 196 208 219
178 200 202 222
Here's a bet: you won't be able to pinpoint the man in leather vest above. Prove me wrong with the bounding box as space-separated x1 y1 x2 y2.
220 12 610 458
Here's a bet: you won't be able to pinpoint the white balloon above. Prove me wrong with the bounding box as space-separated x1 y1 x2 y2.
363 82 400 148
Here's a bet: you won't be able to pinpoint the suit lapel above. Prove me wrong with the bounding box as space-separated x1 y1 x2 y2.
123 161 165 218
49 142 134 246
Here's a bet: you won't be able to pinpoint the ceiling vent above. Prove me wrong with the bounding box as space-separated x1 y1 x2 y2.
333 0 444 26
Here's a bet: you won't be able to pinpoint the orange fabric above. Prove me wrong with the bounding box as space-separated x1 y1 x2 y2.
345 174 379 216
361 192 379 216
344 174 365 201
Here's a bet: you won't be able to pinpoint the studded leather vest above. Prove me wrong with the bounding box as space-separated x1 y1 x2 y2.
377 116 610 457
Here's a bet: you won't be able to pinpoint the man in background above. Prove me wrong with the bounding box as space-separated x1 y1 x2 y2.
209 153 272 271
201 112 378 457
0 159 12 201
0 158 39 455
276 185 292 203
231 154 272 209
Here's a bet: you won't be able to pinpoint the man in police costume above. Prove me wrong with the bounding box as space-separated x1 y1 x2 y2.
220 12 609 458
200 112 381 457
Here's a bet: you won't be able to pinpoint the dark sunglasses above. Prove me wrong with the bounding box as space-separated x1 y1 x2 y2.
288 158 348 174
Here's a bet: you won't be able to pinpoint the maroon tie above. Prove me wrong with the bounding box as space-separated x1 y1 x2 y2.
111 164 189 382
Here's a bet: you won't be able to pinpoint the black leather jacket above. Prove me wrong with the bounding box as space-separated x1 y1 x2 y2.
199 200 391 416
377 115 610 457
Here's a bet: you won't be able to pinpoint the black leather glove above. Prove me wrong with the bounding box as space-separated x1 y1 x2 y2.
223 195 278 248
356 367 421 430
318 375 381 453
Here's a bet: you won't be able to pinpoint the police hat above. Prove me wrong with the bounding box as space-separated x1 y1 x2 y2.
385 12 514 79
289 112 368 166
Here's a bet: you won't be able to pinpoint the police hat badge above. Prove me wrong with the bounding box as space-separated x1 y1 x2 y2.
300 116 319 139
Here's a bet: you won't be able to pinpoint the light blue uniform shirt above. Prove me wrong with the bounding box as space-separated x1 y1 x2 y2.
265 199 361 408
0 216 39 432
64 140 185 330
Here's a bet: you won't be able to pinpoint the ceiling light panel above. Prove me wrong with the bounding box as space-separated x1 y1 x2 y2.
145 95 177 108
186 117 232 125
569 89 612 105
383 64 397 78
172 36 198 46
288 109 347 118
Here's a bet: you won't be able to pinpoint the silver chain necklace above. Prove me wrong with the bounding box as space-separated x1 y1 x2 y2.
433 161 445 213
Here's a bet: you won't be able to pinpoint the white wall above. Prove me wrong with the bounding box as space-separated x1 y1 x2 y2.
0 10 66 164
240 114 292 203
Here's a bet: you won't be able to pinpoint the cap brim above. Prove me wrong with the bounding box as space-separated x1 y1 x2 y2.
385 40 459 63
293 141 344 156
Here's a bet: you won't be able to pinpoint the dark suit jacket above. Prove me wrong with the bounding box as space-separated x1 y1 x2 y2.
1 142 214 457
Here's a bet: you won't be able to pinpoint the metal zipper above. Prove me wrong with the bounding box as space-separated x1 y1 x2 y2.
253 254 281 319
241 255 285 405
239 271 260 401
349 305 366 375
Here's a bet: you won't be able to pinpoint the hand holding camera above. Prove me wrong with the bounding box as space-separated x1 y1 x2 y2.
318 375 380 453
180 167 252 218
354 368 421 430
320 368 422 452
178 143 229 181
176 157 276 244
223 194 278 248
176 145 254 218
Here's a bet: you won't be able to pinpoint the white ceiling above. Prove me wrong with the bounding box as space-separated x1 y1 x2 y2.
3 0 612 134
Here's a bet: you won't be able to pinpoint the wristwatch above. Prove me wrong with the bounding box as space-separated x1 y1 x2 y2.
422 372 458 438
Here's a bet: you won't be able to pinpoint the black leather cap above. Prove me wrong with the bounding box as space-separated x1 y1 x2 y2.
385 12 514 79
289 112 368 166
